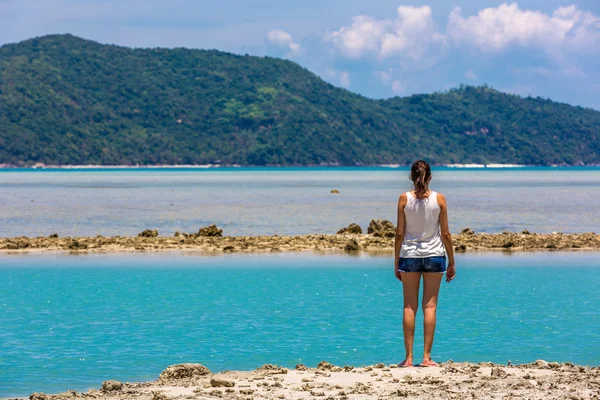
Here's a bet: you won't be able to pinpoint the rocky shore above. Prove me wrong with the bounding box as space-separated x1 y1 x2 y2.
0 222 598 254
22 360 600 400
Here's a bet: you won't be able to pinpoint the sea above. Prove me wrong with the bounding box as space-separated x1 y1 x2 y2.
1 167 599 398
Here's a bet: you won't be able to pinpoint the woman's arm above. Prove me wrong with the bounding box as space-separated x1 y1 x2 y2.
438 193 456 282
394 194 407 281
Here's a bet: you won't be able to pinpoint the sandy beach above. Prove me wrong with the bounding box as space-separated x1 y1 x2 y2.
22 360 600 400
1 227 599 254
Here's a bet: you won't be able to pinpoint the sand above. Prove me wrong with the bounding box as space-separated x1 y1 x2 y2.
1 231 599 254
23 361 600 400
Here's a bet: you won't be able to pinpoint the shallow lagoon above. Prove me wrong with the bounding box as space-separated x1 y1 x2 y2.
1 167 599 237
1 251 599 397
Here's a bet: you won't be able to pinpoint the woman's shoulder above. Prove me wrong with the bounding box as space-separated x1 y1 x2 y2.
434 191 446 205
398 191 410 205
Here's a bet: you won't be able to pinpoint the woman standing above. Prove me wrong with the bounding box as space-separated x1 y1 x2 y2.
394 160 456 367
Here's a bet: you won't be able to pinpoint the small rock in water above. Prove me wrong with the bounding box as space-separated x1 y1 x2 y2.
138 229 158 238
198 224 223 237
330 189 340 194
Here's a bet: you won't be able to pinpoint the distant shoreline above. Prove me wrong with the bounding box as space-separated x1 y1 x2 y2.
1 163 599 169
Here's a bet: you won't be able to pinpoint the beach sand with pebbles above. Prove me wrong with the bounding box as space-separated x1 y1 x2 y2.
1 220 599 254
23 360 600 400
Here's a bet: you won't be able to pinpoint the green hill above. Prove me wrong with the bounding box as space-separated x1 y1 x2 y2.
0 34 598 166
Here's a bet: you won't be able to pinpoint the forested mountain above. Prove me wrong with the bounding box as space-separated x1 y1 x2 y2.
0 34 598 166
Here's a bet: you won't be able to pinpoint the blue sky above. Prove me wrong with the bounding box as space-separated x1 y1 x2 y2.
1 0 599 109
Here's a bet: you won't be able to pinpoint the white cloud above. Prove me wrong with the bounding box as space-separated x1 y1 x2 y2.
339 71 351 88
267 29 301 56
375 69 392 83
510 65 587 79
464 69 478 80
391 80 405 94
324 6 447 62
447 3 600 55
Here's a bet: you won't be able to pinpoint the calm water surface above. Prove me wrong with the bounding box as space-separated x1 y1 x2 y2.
1 252 599 397
0 167 599 237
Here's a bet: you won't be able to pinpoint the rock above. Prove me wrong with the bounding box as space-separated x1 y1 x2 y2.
174 231 181 237
4 237 31 249
367 220 396 238
337 223 363 235
490 367 507 378
527 379 539 387
374 363 385 369
29 393 48 400
151 391 170 400
198 224 223 237
101 380 123 391
295 364 309 371
522 229 531 235
344 239 360 252
317 361 334 370
138 229 158 238
159 363 211 382
68 240 88 250
330 189 340 194
548 362 560 369
49 233 59 239
460 227 475 235
455 244 467 252
257 364 288 374
533 359 549 368
210 377 235 387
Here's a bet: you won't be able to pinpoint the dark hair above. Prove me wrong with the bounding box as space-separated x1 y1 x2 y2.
410 160 431 198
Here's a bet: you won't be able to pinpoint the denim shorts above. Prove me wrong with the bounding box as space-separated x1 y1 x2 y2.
398 256 447 273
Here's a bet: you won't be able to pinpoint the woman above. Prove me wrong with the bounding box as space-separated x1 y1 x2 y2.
394 160 456 367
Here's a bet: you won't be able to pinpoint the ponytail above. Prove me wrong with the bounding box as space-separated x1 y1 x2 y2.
410 160 431 198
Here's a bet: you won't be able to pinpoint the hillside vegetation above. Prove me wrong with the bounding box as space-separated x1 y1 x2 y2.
1 34 598 166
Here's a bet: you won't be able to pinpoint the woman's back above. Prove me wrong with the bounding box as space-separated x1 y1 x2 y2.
401 191 445 258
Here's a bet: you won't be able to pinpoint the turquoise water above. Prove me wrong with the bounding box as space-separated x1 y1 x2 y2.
1 167 599 237
1 252 599 397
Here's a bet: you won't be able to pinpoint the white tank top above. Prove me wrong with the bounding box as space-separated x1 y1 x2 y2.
400 191 446 258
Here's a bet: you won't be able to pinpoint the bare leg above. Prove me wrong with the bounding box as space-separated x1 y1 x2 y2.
400 272 421 364
422 273 443 363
